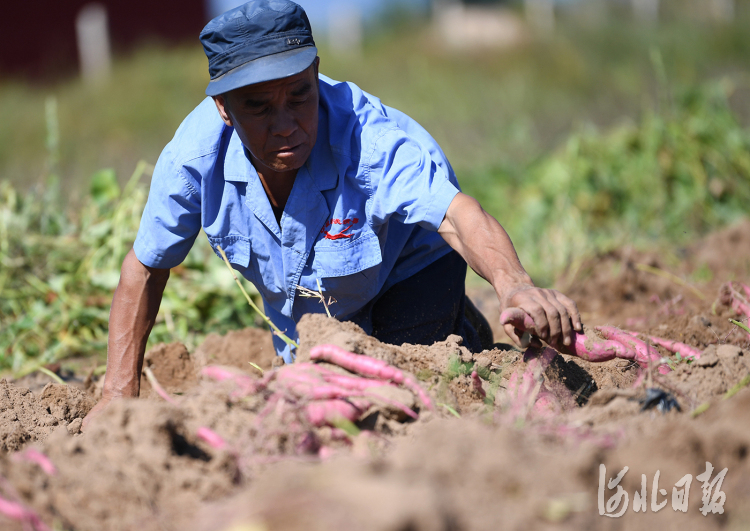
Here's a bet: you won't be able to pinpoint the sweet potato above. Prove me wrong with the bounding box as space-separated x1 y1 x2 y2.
0 495 50 531
470 371 486 399
310 344 434 411
305 399 361 426
196 427 228 451
595 326 662 367
500 308 633 362
622 331 702 360
319 373 418 419
506 365 560 418
567 333 635 362
12 448 56 476
321 372 398 391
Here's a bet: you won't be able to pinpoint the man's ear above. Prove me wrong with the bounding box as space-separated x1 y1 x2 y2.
212 95 234 127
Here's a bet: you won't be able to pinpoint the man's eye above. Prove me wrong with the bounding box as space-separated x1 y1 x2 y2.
290 98 308 106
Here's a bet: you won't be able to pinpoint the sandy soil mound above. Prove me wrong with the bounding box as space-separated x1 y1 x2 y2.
566 218 750 330
1 223 750 531
193 387 750 531
0 382 93 452
10 397 240 531
1 307 748 530
140 342 197 399
193 326 277 371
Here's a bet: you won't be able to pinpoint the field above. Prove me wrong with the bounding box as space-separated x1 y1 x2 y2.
1 5 750 531
1 221 750 530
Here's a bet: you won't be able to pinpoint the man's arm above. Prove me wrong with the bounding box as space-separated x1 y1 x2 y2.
82 248 170 429
438 192 582 347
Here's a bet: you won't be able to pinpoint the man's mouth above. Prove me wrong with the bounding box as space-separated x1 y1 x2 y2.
273 143 303 156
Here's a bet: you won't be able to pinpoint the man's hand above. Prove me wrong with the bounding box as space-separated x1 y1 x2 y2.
500 285 582 348
81 249 169 431
438 193 581 349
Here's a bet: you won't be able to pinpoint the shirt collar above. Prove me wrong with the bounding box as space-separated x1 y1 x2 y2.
223 130 254 183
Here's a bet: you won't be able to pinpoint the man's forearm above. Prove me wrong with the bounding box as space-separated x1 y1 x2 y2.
438 192 581 346
103 249 170 398
438 193 533 304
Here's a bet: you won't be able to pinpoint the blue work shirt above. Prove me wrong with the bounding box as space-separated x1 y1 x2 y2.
133 74 461 362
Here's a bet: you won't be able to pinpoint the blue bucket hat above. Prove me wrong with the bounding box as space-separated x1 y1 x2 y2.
200 0 318 96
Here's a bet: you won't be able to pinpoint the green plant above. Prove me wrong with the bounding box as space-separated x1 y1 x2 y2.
438 403 461 419
467 79 750 285
441 354 504 408
724 373 750 400
664 352 694 371
444 354 475 381
0 163 264 376
729 318 750 335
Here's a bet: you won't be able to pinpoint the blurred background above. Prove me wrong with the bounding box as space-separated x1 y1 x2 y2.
1 0 749 374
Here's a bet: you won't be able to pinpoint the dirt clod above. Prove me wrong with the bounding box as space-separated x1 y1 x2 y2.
39 383 95 423
0 380 58 453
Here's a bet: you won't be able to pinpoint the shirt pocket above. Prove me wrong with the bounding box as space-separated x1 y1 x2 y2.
311 231 383 306
209 234 286 298
208 235 251 268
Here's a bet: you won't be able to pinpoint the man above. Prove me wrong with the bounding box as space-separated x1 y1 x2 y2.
84 0 581 425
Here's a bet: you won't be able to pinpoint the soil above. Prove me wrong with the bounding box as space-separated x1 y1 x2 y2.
192 326 277 372
0 382 93 453
1 220 750 531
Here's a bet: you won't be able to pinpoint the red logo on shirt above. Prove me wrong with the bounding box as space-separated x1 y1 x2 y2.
321 217 359 240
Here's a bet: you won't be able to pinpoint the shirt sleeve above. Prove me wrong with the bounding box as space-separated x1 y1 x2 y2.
365 127 460 232
133 145 202 269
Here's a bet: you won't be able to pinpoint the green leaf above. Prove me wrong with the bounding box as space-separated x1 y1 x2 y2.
729 319 750 335
438 403 461 418
330 417 361 437
90 270 121 290
89 169 120 205
724 373 750 400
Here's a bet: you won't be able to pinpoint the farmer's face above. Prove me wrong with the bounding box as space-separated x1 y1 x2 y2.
213 58 320 177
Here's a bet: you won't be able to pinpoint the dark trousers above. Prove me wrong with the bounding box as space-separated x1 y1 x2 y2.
348 251 482 352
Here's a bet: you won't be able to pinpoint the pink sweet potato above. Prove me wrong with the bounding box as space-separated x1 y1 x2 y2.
470 371 486 399
596 326 663 367
721 281 750 318
319 373 418 419
622 331 702 360
0 496 28 522
532 392 562 416
310 345 434 411
501 308 634 362
276 365 419 419
0 495 50 531
305 399 361 426
499 308 537 334
310 345 399 380
196 427 228 451
523 346 558 371
287 382 361 401
505 364 561 418
12 448 56 476
321 373 399 391
567 333 634 362
143 367 177 404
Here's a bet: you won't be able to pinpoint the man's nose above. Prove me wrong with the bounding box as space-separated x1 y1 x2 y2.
269 107 298 137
